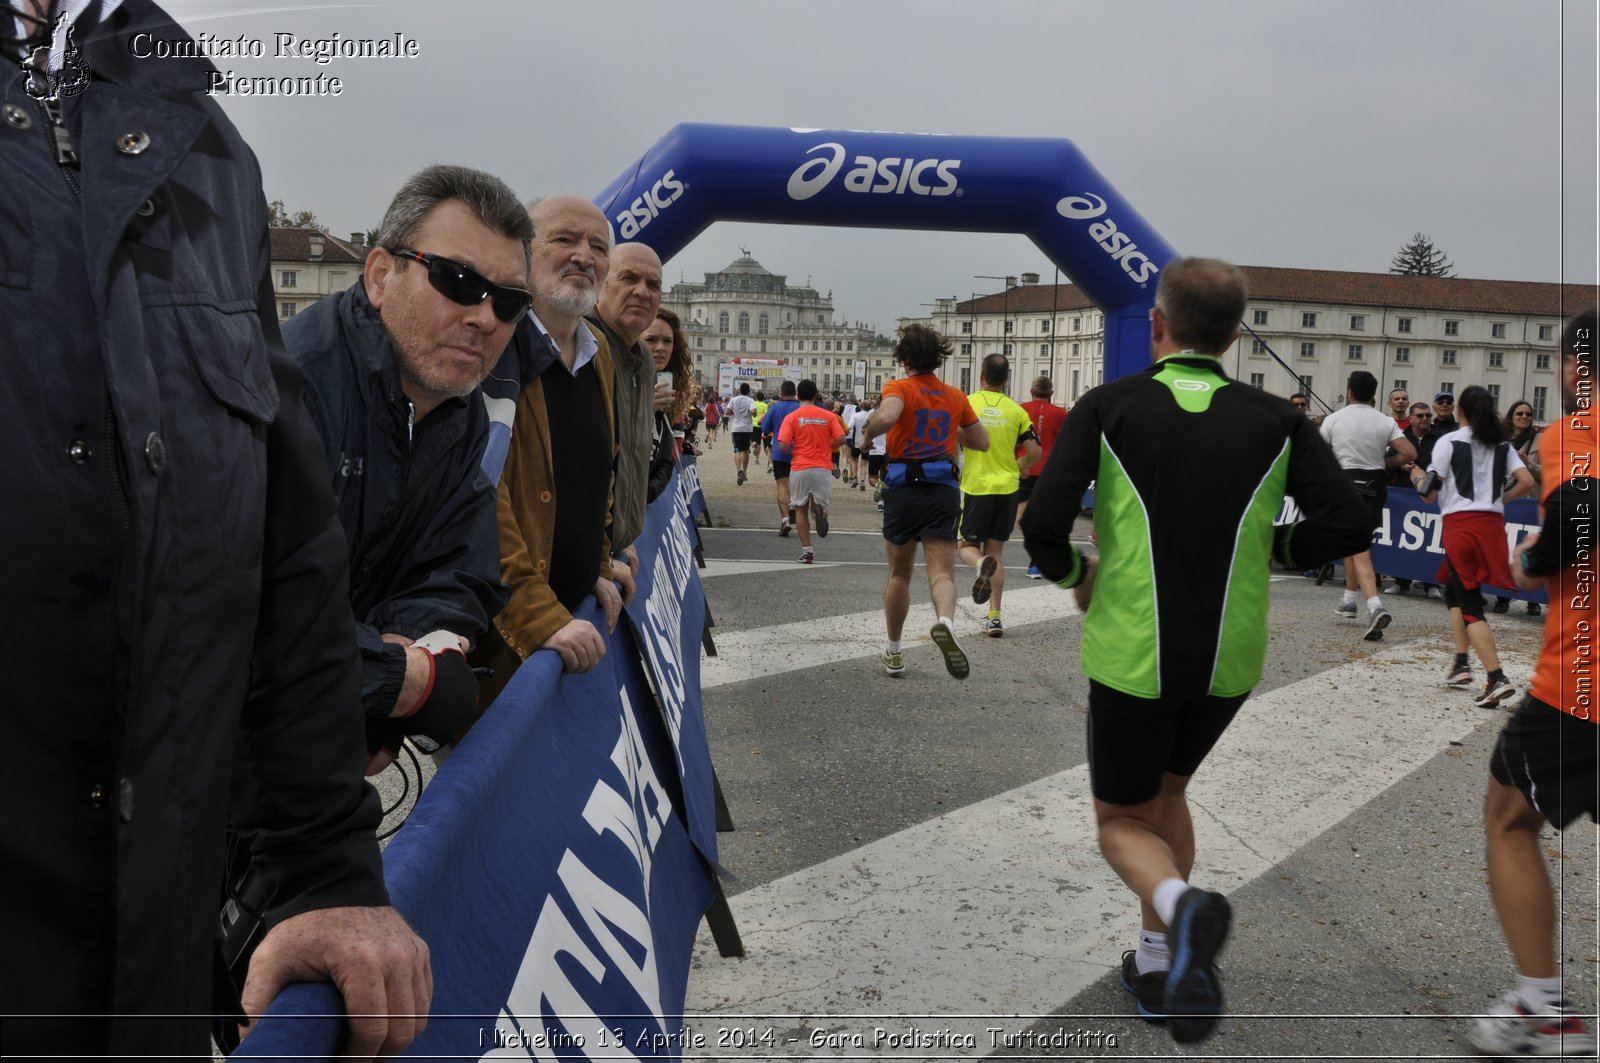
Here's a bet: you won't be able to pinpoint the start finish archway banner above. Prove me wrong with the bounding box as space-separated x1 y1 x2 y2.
594 124 1178 381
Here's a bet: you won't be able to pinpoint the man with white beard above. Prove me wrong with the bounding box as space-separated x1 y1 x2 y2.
473 196 630 701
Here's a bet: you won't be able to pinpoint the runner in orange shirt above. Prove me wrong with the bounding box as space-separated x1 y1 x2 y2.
1468 306 1597 1058
776 380 848 564
864 324 988 678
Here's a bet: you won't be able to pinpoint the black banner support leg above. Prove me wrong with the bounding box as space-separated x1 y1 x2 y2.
701 609 718 658
704 877 744 958
712 767 734 832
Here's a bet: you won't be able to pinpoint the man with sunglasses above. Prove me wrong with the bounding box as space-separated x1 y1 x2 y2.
283 165 529 767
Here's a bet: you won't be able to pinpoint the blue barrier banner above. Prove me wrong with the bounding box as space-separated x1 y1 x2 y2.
625 469 719 863
1276 492 1546 603
676 451 709 521
237 519 718 1058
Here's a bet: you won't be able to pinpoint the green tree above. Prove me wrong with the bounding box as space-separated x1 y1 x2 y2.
364 227 380 249
1389 232 1455 277
266 199 322 229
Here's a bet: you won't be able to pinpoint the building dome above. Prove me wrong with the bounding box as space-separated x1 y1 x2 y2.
721 252 771 275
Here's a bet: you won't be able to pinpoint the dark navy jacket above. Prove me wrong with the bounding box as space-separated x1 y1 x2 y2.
284 280 510 717
0 2 384 1054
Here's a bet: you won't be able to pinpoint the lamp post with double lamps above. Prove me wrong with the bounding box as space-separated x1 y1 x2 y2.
973 273 1017 395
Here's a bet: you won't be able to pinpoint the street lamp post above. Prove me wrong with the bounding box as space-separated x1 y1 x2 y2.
974 273 1017 395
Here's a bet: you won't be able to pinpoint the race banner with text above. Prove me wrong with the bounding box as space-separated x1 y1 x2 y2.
236 496 720 1059
625 467 719 862
1277 493 1547 603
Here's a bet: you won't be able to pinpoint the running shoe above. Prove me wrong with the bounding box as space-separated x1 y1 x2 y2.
1426 585 1443 599
980 616 1003 638
1467 991 1596 1057
812 502 829 538
882 648 905 677
1492 596 1511 614
873 482 885 504
798 548 814 565
1474 676 1516 708
1119 950 1169 1023
736 470 746 486
875 501 884 512
778 519 791 538
1363 607 1391 641
1026 564 1042 580
1527 602 1542 616
1164 888 1231 1044
1333 602 1358 620
971 555 997 605
1445 662 1474 687
929 621 969 680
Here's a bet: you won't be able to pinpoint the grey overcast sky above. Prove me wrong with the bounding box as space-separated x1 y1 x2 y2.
167 0 1598 333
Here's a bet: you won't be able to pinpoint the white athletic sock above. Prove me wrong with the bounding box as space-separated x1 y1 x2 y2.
937 616 954 630
1342 589 1359 606
1134 930 1169 975
886 640 901 654
1152 878 1190 928
1366 595 1383 614
1517 974 1565 1011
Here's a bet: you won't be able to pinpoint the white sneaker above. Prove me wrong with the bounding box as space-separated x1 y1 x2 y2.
1468 991 1596 1057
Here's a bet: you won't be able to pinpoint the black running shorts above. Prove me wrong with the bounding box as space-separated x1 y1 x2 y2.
959 491 1019 545
731 431 752 453
1018 475 1039 502
1490 695 1598 829
867 454 886 478
771 460 791 480
1087 680 1249 805
1345 469 1387 533
881 483 960 545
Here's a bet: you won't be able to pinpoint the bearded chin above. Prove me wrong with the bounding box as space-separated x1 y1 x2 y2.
545 282 597 317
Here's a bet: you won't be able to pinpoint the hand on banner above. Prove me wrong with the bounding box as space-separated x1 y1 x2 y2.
613 557 637 606
594 577 622 634
240 905 431 1061
542 617 606 673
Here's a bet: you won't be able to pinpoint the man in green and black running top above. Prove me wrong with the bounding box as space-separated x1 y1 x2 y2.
1021 257 1369 1044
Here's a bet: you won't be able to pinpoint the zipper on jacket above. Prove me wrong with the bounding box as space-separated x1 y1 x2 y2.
103 404 132 533
36 95 82 201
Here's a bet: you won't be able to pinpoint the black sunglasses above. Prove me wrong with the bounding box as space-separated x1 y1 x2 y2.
390 248 531 325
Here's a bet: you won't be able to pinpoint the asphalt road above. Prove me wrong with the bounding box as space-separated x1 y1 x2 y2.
675 445 1597 1062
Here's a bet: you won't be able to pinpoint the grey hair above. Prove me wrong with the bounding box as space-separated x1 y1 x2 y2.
376 165 533 273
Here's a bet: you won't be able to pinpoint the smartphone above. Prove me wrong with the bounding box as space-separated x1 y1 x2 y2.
656 371 673 388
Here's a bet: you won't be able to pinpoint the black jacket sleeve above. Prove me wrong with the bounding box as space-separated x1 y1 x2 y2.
1020 395 1098 587
1273 414 1373 569
1523 478 1595 576
645 411 677 503
238 321 387 924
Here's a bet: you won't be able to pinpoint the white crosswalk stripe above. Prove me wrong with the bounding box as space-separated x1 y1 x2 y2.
686 640 1534 1057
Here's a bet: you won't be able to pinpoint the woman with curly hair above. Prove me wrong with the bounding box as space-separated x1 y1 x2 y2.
1411 386 1536 706
640 308 694 501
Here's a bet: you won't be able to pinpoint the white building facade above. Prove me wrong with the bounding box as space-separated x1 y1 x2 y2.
662 253 887 394
268 227 368 321
907 267 1587 421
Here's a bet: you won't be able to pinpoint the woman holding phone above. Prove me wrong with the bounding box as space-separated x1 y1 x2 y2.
641 308 694 502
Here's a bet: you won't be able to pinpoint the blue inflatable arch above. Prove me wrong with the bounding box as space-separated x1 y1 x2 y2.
594 123 1179 382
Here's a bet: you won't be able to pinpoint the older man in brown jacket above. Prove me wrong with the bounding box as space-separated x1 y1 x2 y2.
476 196 631 698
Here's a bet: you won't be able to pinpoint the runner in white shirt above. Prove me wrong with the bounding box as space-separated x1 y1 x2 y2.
726 382 758 485
1319 371 1414 640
